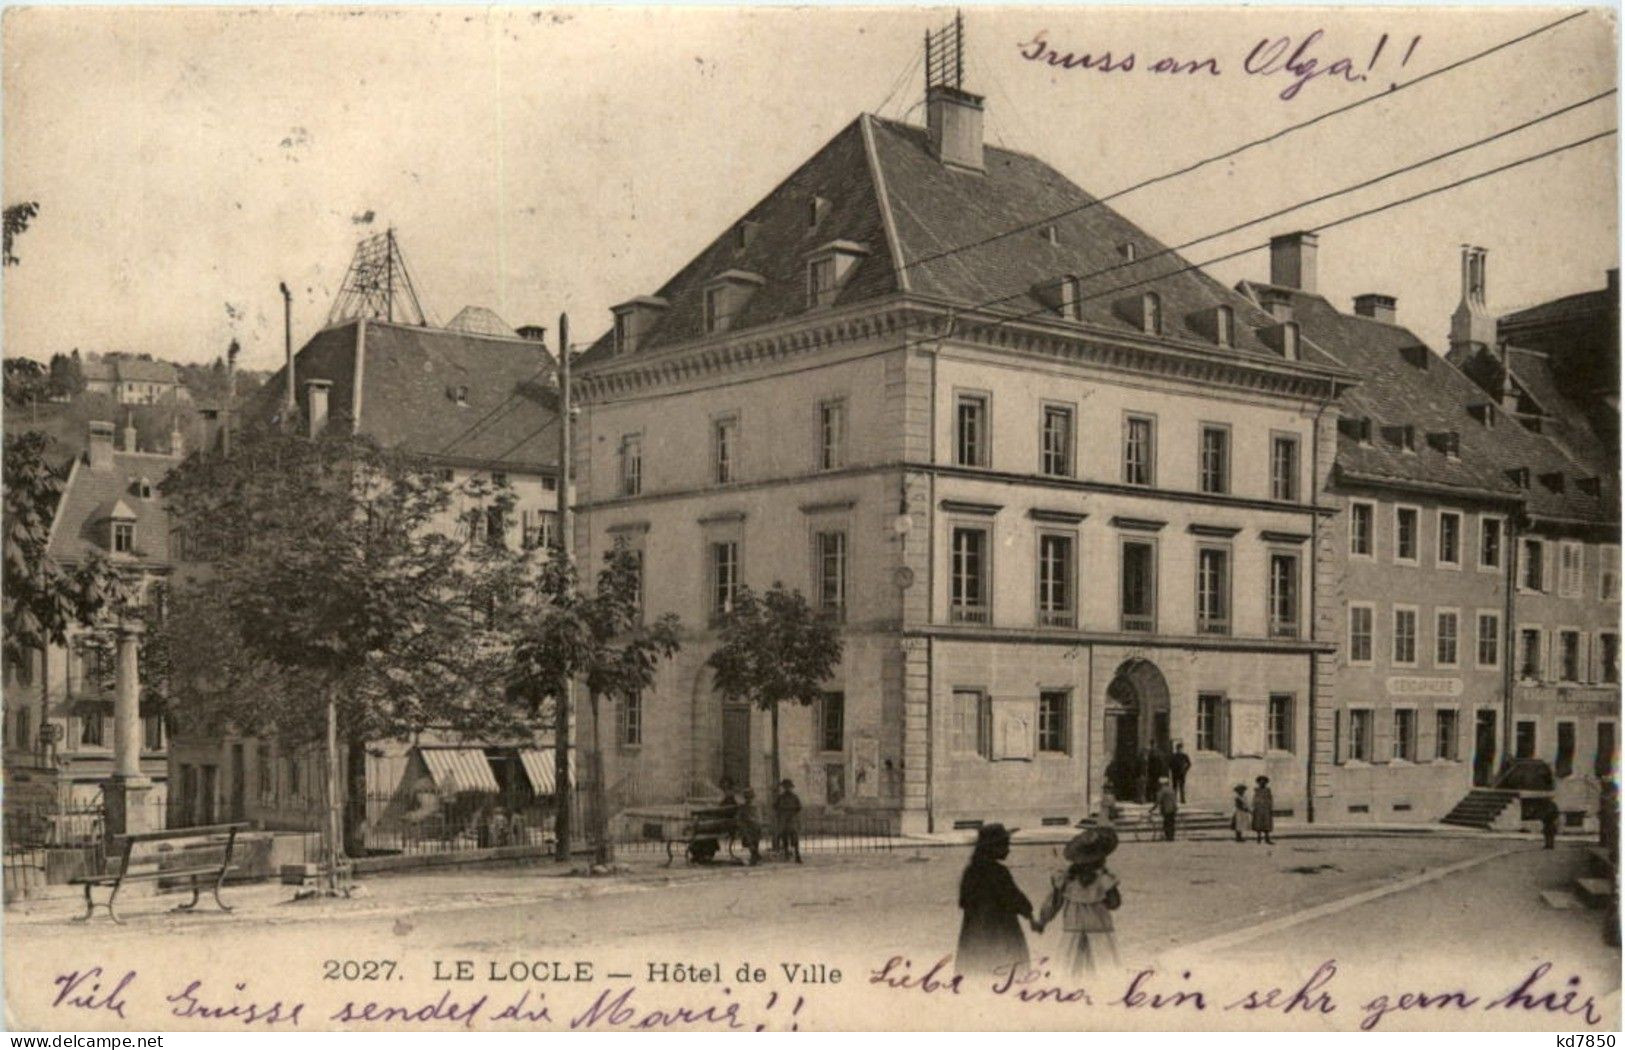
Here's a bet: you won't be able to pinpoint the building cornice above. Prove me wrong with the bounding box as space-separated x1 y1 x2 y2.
907 623 1336 654
575 296 1352 405
1334 467 1525 507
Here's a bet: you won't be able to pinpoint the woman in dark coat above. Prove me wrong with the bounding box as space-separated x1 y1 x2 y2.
1251 776 1275 844
956 823 1034 978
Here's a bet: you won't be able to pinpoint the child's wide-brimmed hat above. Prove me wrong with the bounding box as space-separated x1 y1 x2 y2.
1064 826 1119 864
1233 783 1248 792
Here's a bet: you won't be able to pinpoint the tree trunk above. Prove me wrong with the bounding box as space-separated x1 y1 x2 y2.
590 689 611 865
344 737 368 858
770 703 781 793
323 691 343 894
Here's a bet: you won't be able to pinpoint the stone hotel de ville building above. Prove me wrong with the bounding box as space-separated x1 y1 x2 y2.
570 81 1358 834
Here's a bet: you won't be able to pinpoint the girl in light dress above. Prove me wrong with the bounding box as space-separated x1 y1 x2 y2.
1033 824 1122 978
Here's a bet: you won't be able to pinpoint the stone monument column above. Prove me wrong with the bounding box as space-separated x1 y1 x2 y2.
104 620 153 842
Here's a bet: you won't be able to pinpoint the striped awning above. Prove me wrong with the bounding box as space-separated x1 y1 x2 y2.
418 748 500 793
518 749 576 795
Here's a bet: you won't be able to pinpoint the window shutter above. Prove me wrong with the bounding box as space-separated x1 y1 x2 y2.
1221 698 1234 757
1591 632 1604 684
1373 706 1394 764
1541 630 1554 683
1334 709 1346 765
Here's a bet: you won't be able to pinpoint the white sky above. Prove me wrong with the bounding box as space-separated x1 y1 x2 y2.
2 5 1617 371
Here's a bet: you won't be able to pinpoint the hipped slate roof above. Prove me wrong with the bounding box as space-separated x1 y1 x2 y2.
1244 282 1614 525
47 448 176 568
248 320 560 471
82 355 181 385
580 113 1328 369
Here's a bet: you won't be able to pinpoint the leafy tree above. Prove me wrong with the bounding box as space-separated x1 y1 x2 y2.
707 582 844 791
4 201 39 267
48 352 84 398
510 543 681 864
4 358 50 407
3 431 127 746
159 425 545 865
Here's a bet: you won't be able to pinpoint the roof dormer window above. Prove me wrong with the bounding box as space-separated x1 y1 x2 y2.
1215 305 1234 347
1508 466 1531 489
808 196 829 229
613 312 631 355
610 296 670 355
1281 321 1300 360
704 271 766 334
1142 292 1163 336
113 521 134 554
1059 276 1082 321
133 477 153 499
733 220 759 252
1119 242 1138 263
804 241 868 310
1042 225 1060 246
704 287 725 334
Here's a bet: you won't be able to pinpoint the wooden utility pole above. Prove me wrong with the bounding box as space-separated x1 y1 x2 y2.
553 313 574 863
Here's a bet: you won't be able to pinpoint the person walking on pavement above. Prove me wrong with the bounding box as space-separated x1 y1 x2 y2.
773 779 803 863
1230 783 1250 843
1538 796 1560 849
956 823 1035 979
1169 742 1192 804
1033 824 1122 978
1251 775 1275 844
1156 777 1179 842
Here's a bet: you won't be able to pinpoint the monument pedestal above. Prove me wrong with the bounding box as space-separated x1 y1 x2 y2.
104 774 155 847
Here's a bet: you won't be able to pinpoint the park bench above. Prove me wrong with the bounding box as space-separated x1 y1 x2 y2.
71 822 248 924
664 806 741 866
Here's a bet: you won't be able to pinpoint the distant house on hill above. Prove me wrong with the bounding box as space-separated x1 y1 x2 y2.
82 354 190 405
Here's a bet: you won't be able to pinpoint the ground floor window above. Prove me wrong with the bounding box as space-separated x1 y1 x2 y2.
951 689 990 758
1598 722 1618 777
1515 719 1538 760
1196 692 1224 752
819 691 845 753
79 711 104 747
1435 708 1459 760
1038 689 1069 753
1267 693 1293 752
1555 720 1576 778
1347 709 1373 762
1392 708 1417 762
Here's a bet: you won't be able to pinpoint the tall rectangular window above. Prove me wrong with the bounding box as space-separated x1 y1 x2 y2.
808 257 837 307
1435 610 1459 667
1038 690 1070 753
620 434 643 496
1199 425 1229 494
80 710 104 746
1596 722 1617 777
1601 632 1620 684
1122 415 1155 486
1521 538 1546 591
1480 517 1504 571
815 531 847 619
710 541 739 620
113 521 134 554
818 399 846 471
820 691 845 753
1559 542 1584 598
257 743 273 800
1037 533 1075 627
1348 605 1374 664
1477 612 1501 668
1269 552 1300 639
1040 404 1074 477
1436 709 1460 760
1393 607 1417 665
704 286 725 333
1393 709 1417 761
1395 507 1419 563
1348 709 1373 762
620 691 643 747
1120 539 1156 632
713 415 739 484
1196 546 1230 635
1270 434 1300 501
1560 630 1581 681
951 689 990 758
1518 628 1543 680
143 712 164 752
1196 693 1225 752
1438 512 1462 567
1350 501 1375 557
1515 720 1537 760
955 393 989 468
1268 693 1294 752
950 526 990 623
1555 721 1576 778
1601 545 1621 601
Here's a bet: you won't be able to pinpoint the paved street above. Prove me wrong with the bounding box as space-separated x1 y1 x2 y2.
6 830 1617 1031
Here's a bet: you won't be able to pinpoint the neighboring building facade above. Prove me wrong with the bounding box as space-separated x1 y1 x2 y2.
572 91 1354 834
164 317 565 831
81 354 191 405
4 420 179 815
1253 241 1619 825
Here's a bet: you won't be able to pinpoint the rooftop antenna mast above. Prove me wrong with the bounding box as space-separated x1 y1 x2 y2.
924 10 964 93
326 227 432 329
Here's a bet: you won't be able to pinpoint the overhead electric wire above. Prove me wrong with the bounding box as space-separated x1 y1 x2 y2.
894 9 1591 278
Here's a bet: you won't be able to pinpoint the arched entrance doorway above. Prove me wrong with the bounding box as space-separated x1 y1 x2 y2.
1104 659 1172 802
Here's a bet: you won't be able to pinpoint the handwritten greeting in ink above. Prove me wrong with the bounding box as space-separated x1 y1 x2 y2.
1016 29 1423 101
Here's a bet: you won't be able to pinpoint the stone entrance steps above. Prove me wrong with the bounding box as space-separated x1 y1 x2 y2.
1440 788 1518 830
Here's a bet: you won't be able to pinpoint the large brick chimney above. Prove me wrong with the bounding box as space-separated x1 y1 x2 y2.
1269 232 1318 293
1449 245 1495 356
87 421 115 470
926 85 985 173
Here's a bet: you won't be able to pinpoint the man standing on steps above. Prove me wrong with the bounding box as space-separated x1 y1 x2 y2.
1169 741 1192 804
1156 777 1179 842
